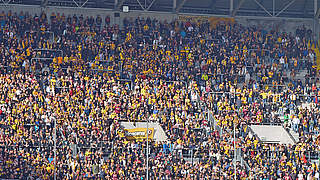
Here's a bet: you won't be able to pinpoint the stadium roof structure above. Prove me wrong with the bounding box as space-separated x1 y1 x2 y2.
2 0 320 19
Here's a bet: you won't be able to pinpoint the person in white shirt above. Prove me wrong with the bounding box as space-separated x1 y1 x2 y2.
297 171 304 180
315 171 319 179
245 72 250 85
292 116 300 133
280 56 285 65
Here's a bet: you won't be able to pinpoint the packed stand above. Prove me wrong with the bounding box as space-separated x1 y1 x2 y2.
0 10 320 179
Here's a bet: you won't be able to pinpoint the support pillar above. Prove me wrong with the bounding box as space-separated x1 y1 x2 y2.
173 0 176 12
272 0 275 16
314 0 319 41
230 0 234 16
114 0 118 9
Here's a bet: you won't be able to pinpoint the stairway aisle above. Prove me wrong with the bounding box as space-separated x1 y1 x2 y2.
310 41 320 73
288 128 299 143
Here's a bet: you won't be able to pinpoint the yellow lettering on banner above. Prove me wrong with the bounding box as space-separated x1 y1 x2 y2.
178 15 235 30
124 128 154 141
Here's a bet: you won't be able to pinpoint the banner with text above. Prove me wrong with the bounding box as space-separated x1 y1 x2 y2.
124 128 154 141
178 15 235 29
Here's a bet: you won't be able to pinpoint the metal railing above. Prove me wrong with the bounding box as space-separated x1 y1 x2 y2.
206 39 223 45
165 80 188 89
30 57 53 63
243 149 320 161
34 48 63 57
118 78 133 90
25 31 55 43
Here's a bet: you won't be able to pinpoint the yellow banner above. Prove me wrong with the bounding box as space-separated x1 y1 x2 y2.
124 128 154 141
178 15 235 29
178 15 209 23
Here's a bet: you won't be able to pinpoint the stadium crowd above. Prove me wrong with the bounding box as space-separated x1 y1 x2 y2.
0 10 320 179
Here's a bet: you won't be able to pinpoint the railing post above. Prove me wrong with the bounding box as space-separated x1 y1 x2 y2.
309 151 311 162
191 148 194 165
